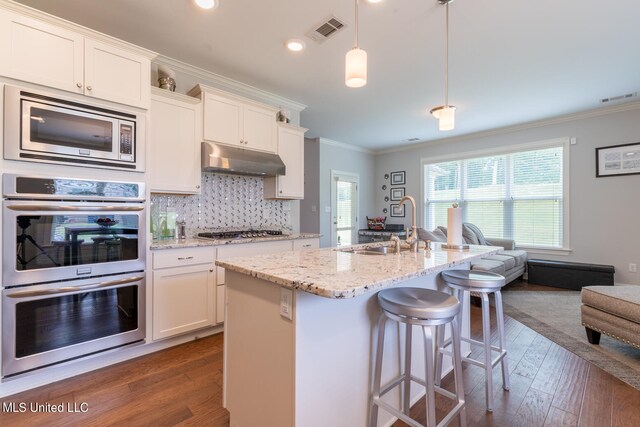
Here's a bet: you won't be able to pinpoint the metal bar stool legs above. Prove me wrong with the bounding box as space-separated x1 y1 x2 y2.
369 287 466 427
436 270 510 412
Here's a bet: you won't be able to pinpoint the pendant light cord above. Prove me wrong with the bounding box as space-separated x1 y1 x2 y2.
444 0 449 107
355 0 359 48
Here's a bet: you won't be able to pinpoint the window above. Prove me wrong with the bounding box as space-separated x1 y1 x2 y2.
422 140 568 249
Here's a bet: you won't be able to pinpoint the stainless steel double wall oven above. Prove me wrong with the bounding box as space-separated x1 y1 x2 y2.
2 174 146 377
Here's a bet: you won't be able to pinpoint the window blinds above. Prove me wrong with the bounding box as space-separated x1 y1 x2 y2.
424 145 564 248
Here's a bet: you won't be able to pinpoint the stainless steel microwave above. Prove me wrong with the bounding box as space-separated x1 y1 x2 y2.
4 85 145 172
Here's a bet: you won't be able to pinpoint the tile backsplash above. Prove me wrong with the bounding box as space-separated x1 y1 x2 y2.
151 173 291 238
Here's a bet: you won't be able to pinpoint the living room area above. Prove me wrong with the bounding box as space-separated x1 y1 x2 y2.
365 99 640 425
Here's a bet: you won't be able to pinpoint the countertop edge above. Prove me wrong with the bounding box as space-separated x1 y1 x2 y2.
150 233 321 250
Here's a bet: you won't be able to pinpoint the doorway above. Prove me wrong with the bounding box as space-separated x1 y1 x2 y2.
330 171 359 247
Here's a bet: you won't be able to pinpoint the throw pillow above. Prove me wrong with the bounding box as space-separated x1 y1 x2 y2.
463 223 488 245
462 224 480 245
437 226 448 236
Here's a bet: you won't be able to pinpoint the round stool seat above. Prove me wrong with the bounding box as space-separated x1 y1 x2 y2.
378 287 460 320
441 270 505 290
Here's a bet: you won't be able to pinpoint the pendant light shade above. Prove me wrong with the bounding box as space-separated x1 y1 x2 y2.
345 0 367 88
431 105 456 131
345 48 367 88
431 0 456 131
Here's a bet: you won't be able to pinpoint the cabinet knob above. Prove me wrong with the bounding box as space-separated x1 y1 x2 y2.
196 185 200 189
76 82 83 88
279 190 283 193
209 269 214 273
87 85 93 91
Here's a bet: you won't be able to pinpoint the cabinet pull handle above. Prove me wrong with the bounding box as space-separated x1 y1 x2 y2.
76 82 83 88
303 244 311 247
177 256 194 260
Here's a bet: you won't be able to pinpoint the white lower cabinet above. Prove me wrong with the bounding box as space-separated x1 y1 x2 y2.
152 247 215 340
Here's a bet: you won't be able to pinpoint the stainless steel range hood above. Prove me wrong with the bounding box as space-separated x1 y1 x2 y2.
201 142 286 177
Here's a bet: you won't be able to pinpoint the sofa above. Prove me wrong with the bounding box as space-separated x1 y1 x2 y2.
419 223 527 284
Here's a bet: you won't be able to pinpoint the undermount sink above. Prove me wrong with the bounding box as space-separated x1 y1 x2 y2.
340 246 410 255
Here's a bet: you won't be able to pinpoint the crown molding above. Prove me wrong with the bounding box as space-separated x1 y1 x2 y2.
319 138 375 155
155 55 307 113
377 100 640 155
0 0 156 59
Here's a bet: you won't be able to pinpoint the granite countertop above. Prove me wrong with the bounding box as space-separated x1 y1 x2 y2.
150 233 321 250
215 243 502 299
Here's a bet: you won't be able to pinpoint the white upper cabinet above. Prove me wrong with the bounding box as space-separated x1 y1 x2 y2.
83 39 150 109
201 92 243 146
0 9 151 109
149 88 201 194
264 123 307 200
189 84 278 154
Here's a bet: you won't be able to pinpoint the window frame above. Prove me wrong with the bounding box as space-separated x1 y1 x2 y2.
420 137 571 254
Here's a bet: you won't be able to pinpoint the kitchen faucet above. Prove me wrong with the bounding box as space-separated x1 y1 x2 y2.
399 195 418 252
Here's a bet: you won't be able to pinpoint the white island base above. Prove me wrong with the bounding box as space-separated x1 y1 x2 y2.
223 266 471 427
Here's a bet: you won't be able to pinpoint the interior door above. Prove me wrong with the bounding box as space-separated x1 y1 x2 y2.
331 171 359 247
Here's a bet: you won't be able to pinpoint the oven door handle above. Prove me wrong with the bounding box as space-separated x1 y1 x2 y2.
7 205 144 212
5 276 144 299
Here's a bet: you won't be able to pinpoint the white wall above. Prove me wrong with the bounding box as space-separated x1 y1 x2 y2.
375 107 640 285
301 138 376 248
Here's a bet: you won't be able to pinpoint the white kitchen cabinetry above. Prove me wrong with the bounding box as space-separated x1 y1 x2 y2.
215 240 293 324
188 84 278 153
152 247 216 340
264 123 307 199
149 88 201 194
0 9 151 109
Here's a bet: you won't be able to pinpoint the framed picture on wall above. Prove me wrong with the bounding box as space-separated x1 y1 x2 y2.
596 142 640 177
390 171 406 185
390 187 405 201
390 203 405 217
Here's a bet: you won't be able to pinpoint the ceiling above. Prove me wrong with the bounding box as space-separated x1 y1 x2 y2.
15 0 640 150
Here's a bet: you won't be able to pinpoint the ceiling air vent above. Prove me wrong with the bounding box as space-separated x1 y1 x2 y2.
306 16 346 44
601 92 638 104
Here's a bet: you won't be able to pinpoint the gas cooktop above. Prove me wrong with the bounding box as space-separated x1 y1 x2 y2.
197 229 284 240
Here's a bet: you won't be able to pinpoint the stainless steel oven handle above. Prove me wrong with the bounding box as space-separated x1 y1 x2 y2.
7 205 144 212
5 276 144 299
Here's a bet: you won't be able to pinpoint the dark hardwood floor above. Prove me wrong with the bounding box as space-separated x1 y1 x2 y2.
2 286 639 426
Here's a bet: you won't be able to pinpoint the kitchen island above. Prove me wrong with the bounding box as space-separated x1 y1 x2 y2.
216 243 501 427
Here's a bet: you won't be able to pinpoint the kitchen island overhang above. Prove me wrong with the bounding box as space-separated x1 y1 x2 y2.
217 244 501 427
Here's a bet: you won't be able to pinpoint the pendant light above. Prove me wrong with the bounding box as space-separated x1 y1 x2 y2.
430 0 456 131
345 0 367 88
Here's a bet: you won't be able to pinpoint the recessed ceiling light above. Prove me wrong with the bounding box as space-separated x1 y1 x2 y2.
286 39 305 52
367 0 384 3
194 0 218 10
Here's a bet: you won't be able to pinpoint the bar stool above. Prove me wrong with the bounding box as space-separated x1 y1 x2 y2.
370 287 466 427
435 270 509 412
51 239 84 265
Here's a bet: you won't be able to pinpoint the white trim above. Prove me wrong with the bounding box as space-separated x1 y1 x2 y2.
319 138 375 154
420 138 571 250
377 101 640 155
155 56 306 112
419 137 570 165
